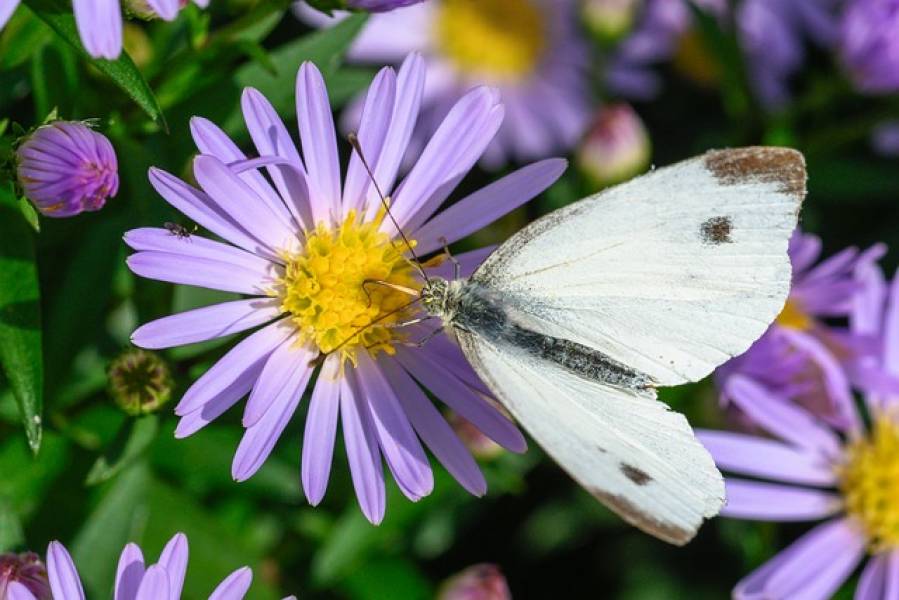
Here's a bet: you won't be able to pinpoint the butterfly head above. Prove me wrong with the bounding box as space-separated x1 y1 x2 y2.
420 277 457 319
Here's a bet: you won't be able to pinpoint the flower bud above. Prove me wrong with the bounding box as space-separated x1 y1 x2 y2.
576 103 650 191
107 349 173 417
123 0 188 21
16 121 118 218
0 552 50 600
449 412 503 460
582 0 642 44
438 564 511 600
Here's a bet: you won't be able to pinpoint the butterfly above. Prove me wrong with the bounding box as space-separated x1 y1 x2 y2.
417 147 806 545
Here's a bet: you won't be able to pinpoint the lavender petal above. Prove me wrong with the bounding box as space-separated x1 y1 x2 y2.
301 355 341 506
722 478 842 521
47 541 86 600
114 543 146 600
208 567 253 600
340 368 386 524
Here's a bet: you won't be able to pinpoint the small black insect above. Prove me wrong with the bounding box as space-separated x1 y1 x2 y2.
164 222 197 239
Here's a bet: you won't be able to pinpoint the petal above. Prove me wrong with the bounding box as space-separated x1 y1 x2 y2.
722 479 842 521
355 352 433 501
114 543 146 600
366 53 426 214
175 360 264 438
190 117 295 229
6 582 38 600
883 271 899 379
395 346 527 453
157 533 188 600
296 62 341 225
126 251 276 296
696 430 836 486
381 356 487 496
232 345 315 480
134 565 169 600
341 368 386 524
132 298 282 350
851 260 886 336
145 0 179 20
193 155 300 255
208 567 252 600
72 0 122 59
176 319 293 416
413 159 568 255
391 87 504 232
302 354 341 506
734 518 865 600
148 168 276 262
47 541 86 600
243 337 314 428
855 554 888 600
724 374 841 459
0 0 21 29
123 228 276 273
342 66 397 214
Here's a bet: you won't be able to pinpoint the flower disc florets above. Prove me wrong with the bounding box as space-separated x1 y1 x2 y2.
278 209 419 363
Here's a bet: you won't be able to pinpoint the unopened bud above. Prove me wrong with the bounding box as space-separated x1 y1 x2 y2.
438 564 511 600
582 0 642 43
107 349 173 416
576 103 650 191
0 552 50 600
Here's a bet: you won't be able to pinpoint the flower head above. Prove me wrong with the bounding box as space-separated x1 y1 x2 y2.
699 259 899 599
297 0 591 168
437 564 511 600
15 121 119 218
839 0 899 94
9 534 255 600
0 553 50 600
128 55 565 522
576 103 650 190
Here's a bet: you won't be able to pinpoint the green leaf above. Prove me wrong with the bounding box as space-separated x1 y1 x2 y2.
86 415 160 486
0 431 69 519
0 185 43 453
22 0 166 126
17 197 40 232
227 13 368 132
0 497 25 552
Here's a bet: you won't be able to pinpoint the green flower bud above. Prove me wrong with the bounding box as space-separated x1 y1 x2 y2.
107 349 173 416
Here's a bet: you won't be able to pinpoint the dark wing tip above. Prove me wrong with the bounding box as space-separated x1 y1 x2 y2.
588 487 697 546
704 146 807 202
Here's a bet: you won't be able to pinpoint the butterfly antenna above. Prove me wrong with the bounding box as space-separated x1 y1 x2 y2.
347 132 430 283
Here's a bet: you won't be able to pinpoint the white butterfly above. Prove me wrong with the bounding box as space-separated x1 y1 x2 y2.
419 147 806 545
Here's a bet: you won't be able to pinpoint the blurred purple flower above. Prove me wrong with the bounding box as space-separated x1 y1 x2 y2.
698 268 899 597
715 230 885 427
346 0 426 11
840 0 899 94
871 121 899 156
608 0 839 108
296 0 592 169
0 0 208 59
16 121 119 218
438 564 511 600
8 534 255 600
126 56 565 523
0 553 50 600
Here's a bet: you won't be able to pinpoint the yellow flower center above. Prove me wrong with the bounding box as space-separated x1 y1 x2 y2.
277 210 419 363
436 0 547 81
776 298 813 331
839 415 899 552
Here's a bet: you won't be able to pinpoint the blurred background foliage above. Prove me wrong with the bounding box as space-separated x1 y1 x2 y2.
0 0 896 598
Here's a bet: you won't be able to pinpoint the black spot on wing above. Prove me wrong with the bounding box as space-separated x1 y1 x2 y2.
700 216 733 245
620 463 652 486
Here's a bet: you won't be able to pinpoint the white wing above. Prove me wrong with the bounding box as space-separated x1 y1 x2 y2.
472 147 806 386
457 330 725 545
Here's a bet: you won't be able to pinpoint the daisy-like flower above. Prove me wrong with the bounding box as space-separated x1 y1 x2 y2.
697 265 899 599
15 121 119 218
715 230 886 427
7 533 259 600
0 0 208 59
297 0 591 168
127 55 564 523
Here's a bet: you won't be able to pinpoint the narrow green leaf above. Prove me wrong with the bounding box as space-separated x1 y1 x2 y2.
0 185 43 453
17 197 40 232
22 0 166 126
85 415 159 486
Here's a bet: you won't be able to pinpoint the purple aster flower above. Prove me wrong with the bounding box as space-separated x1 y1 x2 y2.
15 121 119 218
0 553 50 600
296 0 592 168
715 230 885 427
697 269 899 598
839 0 899 94
0 0 208 59
608 0 839 108
8 534 260 600
127 55 564 523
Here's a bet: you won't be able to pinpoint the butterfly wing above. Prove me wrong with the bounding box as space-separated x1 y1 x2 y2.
456 329 725 545
472 147 805 386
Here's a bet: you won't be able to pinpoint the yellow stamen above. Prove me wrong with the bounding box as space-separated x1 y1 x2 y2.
776 298 813 331
277 210 419 364
839 415 899 552
436 0 547 81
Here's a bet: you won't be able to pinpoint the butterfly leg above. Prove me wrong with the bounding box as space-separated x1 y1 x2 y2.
438 237 461 280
